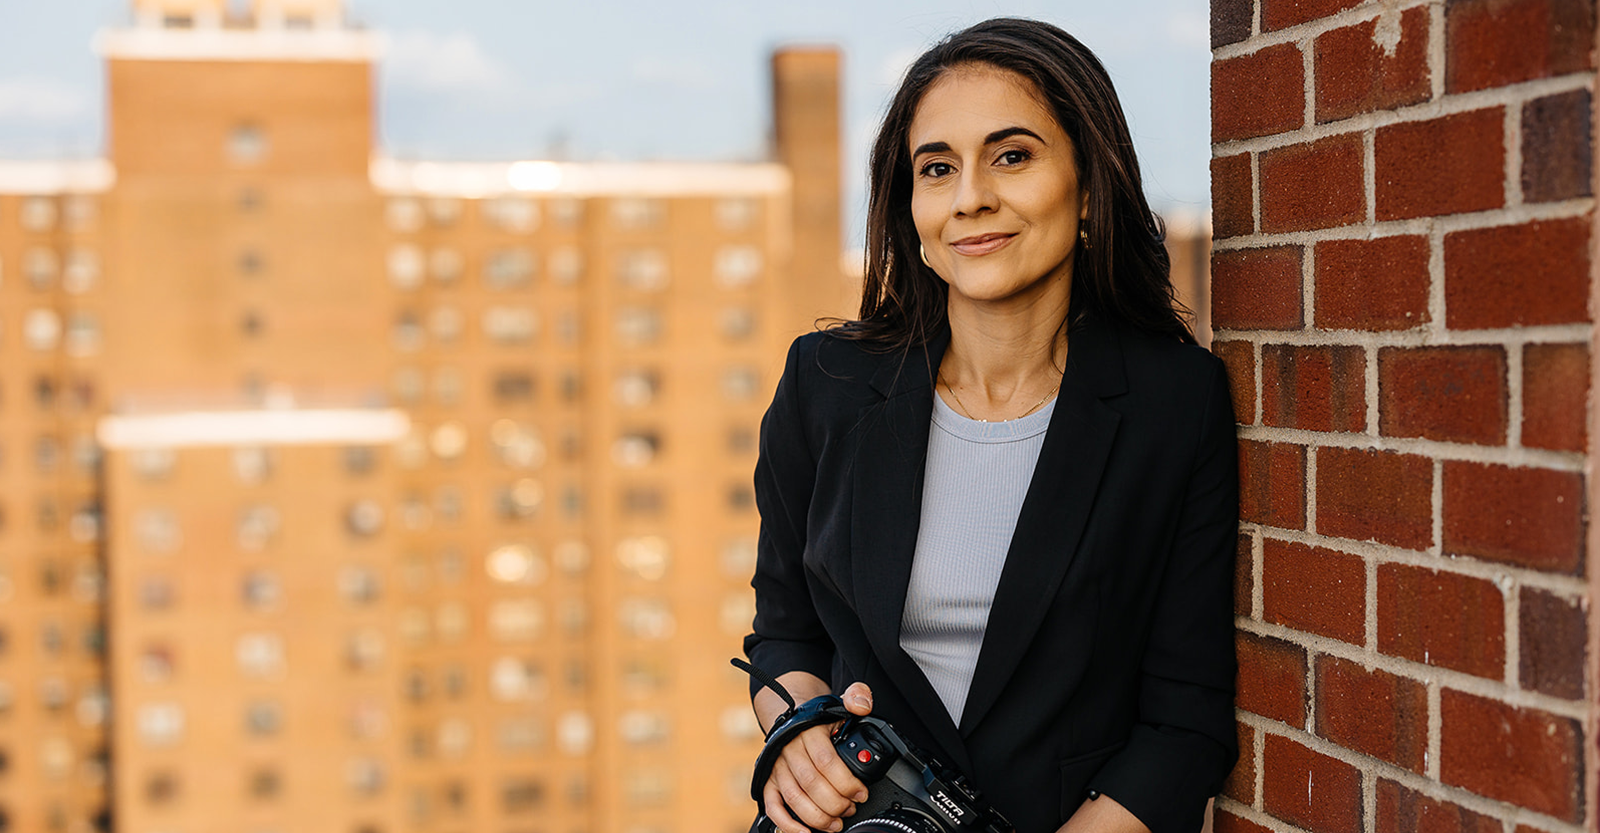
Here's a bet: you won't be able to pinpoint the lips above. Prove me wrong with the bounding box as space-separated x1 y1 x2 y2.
949 232 1016 256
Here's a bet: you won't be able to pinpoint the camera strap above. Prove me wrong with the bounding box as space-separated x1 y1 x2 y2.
731 658 855 804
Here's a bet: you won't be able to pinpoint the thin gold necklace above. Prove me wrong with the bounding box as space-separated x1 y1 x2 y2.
939 376 1061 423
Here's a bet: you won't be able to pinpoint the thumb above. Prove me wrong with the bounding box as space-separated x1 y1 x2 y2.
843 682 873 715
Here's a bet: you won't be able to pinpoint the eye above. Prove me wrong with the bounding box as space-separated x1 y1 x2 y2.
997 149 1031 166
919 161 955 178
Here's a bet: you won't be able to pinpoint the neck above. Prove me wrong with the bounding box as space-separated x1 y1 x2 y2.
937 281 1070 421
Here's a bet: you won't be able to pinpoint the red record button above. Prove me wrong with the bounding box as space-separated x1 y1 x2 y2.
856 749 873 764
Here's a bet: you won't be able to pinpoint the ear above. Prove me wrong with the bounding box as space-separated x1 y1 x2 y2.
1078 190 1090 220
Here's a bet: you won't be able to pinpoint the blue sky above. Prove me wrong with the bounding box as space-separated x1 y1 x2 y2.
0 0 1212 245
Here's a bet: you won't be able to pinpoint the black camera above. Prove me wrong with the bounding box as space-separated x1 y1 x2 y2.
753 705 1014 833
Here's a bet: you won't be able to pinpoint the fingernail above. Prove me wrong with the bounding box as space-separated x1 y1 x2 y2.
855 790 869 803
829 822 843 832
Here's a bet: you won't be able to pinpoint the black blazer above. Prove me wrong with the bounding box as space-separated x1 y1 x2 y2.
745 314 1238 833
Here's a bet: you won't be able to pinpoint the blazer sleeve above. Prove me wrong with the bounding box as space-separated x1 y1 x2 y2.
1088 357 1241 833
743 336 835 695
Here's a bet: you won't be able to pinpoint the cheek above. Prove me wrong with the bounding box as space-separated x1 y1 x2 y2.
909 192 942 243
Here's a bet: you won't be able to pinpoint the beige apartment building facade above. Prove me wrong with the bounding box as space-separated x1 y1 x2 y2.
0 2 849 833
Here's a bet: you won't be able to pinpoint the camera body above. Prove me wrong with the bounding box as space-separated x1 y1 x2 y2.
756 711 1013 833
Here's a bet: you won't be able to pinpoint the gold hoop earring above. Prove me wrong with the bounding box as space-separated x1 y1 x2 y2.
920 245 932 268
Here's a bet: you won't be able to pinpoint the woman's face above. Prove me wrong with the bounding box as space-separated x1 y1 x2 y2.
908 64 1085 310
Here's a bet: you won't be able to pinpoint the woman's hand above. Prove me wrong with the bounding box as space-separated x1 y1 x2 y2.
755 677 875 833
1055 793 1153 833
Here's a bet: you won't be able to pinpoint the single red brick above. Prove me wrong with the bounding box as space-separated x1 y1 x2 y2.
1520 587 1585 700
1442 462 1584 573
1235 533 1255 617
1377 563 1505 679
1213 0 1252 48
1214 810 1273 833
1375 109 1505 220
1212 339 1257 424
1239 440 1307 529
1260 134 1366 232
1522 342 1588 452
1316 447 1433 549
1262 539 1365 644
1315 655 1428 772
1264 0 1361 30
1378 346 1508 445
1212 153 1254 239
1262 734 1364 833
1376 778 1503 833
1523 89 1593 202
1314 236 1430 331
1262 344 1366 432
1223 721 1257 803
1212 246 1305 331
1446 0 1595 94
1316 7 1432 123
1440 689 1583 820
1444 217 1591 328
1237 632 1309 725
1213 45 1306 142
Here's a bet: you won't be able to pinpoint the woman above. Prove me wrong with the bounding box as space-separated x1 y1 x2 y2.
745 18 1237 833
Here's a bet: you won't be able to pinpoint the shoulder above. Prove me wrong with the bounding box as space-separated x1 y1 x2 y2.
1104 323 1233 420
781 329 907 395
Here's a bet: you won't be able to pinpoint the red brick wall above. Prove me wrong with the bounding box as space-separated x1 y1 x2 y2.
1209 0 1596 829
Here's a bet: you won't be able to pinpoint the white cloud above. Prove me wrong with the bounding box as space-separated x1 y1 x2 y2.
382 31 509 93
0 78 89 122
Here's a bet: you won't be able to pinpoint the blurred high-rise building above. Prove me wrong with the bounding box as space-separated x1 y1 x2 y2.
0 2 850 832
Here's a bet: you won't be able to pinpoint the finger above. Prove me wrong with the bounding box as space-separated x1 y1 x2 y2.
773 757 844 832
842 682 873 715
764 776 811 833
798 724 869 806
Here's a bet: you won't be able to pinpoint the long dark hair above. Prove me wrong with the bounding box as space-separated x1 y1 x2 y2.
836 17 1194 348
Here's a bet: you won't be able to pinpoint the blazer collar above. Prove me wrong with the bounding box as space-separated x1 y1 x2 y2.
850 314 1128 765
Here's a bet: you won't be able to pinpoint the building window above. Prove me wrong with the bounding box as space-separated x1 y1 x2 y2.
137 703 185 746
555 540 589 576
345 500 384 537
347 758 387 796
245 701 283 737
610 431 659 468
494 479 544 520
491 370 535 403
136 509 181 553
63 250 98 293
145 771 179 805
610 198 663 229
20 196 56 231
489 420 545 469
484 249 535 289
484 197 537 232
502 778 545 813
623 769 671 807
727 484 756 512
24 309 60 351
720 306 756 340
488 600 544 642
247 768 281 801
429 247 462 283
549 248 582 285
549 197 582 227
714 246 763 287
496 718 545 753
489 658 546 702
241 571 282 610
428 422 467 461
345 630 386 672
392 310 424 351
619 711 669 746
339 566 381 604
621 485 663 515
132 447 176 481
237 187 263 212
430 306 463 344
392 367 424 404
616 536 669 581
483 306 537 344
386 198 423 233
716 197 758 230
138 645 174 682
618 598 675 640
616 249 668 291
139 577 175 611
237 504 280 551
228 124 268 165
560 370 583 403
23 248 57 289
613 369 659 407
485 543 545 585
722 366 761 401
727 426 756 455
233 446 275 483
343 445 377 476
236 633 285 678
614 307 662 345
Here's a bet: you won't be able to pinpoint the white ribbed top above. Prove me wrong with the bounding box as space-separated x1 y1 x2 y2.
900 392 1055 724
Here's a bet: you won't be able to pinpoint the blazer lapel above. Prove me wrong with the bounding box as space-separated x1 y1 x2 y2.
958 317 1127 737
850 331 974 773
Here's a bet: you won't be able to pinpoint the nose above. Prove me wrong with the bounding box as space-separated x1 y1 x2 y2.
950 167 997 217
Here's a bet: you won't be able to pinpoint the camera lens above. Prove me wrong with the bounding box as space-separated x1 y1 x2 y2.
842 807 947 833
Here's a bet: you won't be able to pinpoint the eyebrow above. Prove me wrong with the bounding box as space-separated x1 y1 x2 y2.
912 126 1046 158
